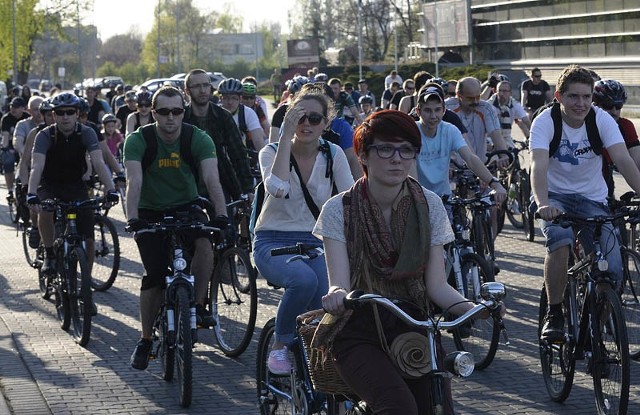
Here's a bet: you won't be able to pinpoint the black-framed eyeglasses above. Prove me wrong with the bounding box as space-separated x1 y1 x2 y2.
298 112 325 126
367 144 417 160
54 109 77 116
154 107 185 116
601 103 623 111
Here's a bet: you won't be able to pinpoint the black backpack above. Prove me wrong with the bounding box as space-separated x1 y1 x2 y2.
533 101 602 158
140 123 199 180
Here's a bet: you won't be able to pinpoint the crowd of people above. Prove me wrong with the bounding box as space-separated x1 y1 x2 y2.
1 63 638 414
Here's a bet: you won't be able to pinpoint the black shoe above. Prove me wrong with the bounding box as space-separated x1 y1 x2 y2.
28 228 40 249
130 338 153 370
541 309 565 343
7 191 14 203
42 257 56 275
196 304 216 328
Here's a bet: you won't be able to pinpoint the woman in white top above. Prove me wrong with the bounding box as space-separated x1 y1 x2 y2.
253 85 354 375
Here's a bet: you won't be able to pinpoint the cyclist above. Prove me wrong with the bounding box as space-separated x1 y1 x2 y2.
183 68 253 201
486 80 531 149
398 71 432 114
115 91 136 135
358 95 374 119
315 110 500 415
84 86 107 125
253 86 354 375
521 68 552 118
269 75 309 143
101 113 123 158
591 79 640 198
327 78 363 125
12 96 43 158
124 85 228 370
1 97 29 199
531 65 640 342
125 91 154 137
26 93 118 276
241 76 269 121
218 78 266 152
413 84 506 204
240 81 270 138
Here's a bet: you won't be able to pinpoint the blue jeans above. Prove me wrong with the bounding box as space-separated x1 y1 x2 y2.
539 193 622 281
253 230 328 344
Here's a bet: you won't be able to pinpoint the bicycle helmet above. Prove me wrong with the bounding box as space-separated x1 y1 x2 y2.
124 91 137 101
135 90 153 105
77 98 90 114
39 98 54 113
359 95 373 105
242 82 257 95
50 92 81 109
429 77 449 90
217 78 243 95
287 76 310 94
497 73 510 82
593 79 627 107
314 73 328 82
102 113 117 124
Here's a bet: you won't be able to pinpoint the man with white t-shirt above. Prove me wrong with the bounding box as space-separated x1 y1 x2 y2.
531 65 640 342
217 78 266 152
486 80 531 148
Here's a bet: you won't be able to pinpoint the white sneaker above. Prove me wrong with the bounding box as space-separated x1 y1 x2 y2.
267 346 292 375
510 200 521 215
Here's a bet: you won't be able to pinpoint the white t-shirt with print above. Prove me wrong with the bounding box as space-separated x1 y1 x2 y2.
529 105 623 203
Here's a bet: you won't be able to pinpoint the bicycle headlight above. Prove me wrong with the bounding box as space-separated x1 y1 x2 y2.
445 351 474 377
173 257 188 271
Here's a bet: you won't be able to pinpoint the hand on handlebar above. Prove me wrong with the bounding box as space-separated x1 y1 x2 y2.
536 205 563 221
321 287 348 316
125 218 148 233
495 155 510 169
477 301 507 320
490 182 507 204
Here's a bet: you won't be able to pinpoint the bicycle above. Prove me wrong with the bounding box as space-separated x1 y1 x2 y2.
538 213 631 414
40 197 106 347
443 194 507 370
256 243 337 415
89 198 121 292
131 215 217 408
199 197 258 357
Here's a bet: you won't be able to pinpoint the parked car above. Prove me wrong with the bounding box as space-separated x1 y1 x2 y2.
137 78 183 93
170 71 227 90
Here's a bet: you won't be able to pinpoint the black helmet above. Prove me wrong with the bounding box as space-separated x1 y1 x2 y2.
39 98 54 113
593 79 627 107
77 98 90 114
358 95 373 105
51 92 81 109
136 90 153 105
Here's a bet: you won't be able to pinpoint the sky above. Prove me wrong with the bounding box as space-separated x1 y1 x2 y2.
88 0 296 41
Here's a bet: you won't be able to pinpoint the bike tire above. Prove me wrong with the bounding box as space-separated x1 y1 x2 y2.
7 198 16 223
506 172 524 229
621 247 640 359
91 215 120 291
158 305 175 382
453 253 499 370
256 318 290 415
175 285 193 408
118 186 127 218
69 247 93 346
212 247 257 357
538 284 575 402
472 213 495 280
496 200 506 235
592 286 630 415
22 227 37 267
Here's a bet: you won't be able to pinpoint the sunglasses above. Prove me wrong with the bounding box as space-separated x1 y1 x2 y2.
154 107 185 116
54 109 77 116
138 103 152 108
298 112 325 126
601 103 623 111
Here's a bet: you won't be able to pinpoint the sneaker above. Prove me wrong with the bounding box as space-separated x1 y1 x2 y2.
41 257 56 275
541 309 565 343
196 304 216 328
28 227 40 249
509 200 521 215
7 191 14 203
268 346 292 375
130 338 153 370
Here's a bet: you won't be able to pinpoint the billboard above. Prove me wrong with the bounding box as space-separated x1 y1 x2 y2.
421 0 471 48
287 39 320 66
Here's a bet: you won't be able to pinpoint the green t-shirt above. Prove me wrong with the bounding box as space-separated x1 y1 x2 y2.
124 125 216 210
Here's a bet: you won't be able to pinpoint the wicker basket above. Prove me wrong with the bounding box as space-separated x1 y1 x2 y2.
296 309 352 396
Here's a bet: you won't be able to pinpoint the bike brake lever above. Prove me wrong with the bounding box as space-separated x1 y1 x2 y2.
499 319 510 346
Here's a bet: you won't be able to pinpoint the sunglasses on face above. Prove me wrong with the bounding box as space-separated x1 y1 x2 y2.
601 103 623 111
138 103 152 108
367 144 417 160
298 112 325 126
54 109 77 116
154 107 185 116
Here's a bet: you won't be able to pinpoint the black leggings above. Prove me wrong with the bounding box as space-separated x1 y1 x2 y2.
332 306 453 415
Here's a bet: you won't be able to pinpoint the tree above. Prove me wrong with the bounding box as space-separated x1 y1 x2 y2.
100 34 143 68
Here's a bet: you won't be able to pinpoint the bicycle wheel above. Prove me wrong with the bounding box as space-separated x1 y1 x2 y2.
621 247 640 359
212 247 257 357
175 285 193 408
257 318 291 415
453 253 499 370
472 213 495 279
37 254 51 300
69 247 93 346
118 185 127 218
91 215 120 291
538 284 575 402
506 172 524 229
22 228 39 268
155 306 175 382
592 286 630 415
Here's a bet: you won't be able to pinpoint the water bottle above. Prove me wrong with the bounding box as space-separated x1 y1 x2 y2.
508 183 517 201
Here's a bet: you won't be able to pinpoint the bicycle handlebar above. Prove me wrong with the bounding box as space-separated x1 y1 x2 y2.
343 282 506 331
40 197 106 212
131 219 219 235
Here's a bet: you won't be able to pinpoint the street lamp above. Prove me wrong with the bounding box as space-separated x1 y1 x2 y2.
357 0 363 80
390 9 398 73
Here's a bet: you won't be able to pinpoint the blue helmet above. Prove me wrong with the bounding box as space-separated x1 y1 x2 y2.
50 93 81 109
593 79 627 107
287 76 310 94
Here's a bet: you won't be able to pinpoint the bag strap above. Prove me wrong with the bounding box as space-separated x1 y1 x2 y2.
289 154 321 219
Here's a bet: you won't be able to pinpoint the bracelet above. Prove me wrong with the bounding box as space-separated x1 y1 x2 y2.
328 286 347 294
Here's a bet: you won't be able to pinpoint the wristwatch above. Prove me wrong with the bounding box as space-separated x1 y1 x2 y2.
488 177 500 186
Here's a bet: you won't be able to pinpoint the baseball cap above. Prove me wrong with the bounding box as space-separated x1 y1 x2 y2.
358 79 367 84
418 86 444 104
10 97 26 107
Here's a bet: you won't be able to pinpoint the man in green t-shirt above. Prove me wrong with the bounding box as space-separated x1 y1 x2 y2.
123 85 228 370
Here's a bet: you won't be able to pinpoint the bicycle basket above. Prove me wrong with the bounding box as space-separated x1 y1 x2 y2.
297 309 352 396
